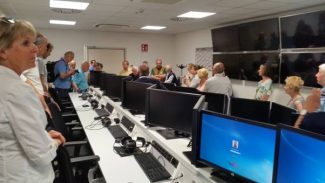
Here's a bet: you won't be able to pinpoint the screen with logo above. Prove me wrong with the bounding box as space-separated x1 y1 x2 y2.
276 127 325 182
199 112 276 183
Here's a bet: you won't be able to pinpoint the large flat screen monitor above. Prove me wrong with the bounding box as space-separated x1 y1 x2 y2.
121 81 153 114
280 53 324 87
212 25 240 52
101 74 127 99
269 102 298 126
280 10 325 49
238 18 279 51
89 71 102 87
275 125 325 182
214 53 280 82
198 110 277 183
198 91 227 114
230 97 270 123
145 88 202 139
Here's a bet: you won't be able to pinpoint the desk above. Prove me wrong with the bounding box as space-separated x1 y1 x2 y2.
70 90 224 183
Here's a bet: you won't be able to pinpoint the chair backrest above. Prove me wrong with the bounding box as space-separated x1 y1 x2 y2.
301 112 325 135
48 87 63 107
53 146 76 183
47 102 70 140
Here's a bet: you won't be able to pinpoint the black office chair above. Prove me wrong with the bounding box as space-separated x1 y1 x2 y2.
48 87 75 114
300 112 325 135
53 146 100 183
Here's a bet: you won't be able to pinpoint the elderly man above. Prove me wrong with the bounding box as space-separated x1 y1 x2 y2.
119 60 132 76
129 65 139 80
53 51 76 99
203 62 233 96
151 58 166 81
164 65 178 86
72 61 90 93
38 43 54 93
294 63 325 128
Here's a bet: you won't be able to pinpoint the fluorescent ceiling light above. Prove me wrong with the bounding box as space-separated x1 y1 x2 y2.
50 20 76 25
141 26 166 30
177 11 216 18
50 0 89 10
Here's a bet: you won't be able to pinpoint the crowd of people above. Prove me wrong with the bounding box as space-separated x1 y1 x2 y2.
1 17 325 182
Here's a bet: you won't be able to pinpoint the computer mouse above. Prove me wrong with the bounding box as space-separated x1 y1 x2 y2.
82 104 90 107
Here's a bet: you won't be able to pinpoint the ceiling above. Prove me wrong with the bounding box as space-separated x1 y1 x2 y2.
1 0 324 34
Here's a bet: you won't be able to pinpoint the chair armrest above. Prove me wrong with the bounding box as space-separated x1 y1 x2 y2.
65 122 80 126
70 155 100 164
71 127 83 131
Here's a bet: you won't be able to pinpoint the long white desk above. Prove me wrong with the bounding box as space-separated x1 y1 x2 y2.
70 90 225 183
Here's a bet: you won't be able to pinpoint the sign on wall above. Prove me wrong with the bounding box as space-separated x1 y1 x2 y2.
141 44 148 52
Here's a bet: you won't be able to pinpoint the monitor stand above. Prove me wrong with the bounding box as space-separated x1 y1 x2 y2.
156 129 190 140
110 97 121 102
183 151 192 161
210 168 253 183
128 109 143 115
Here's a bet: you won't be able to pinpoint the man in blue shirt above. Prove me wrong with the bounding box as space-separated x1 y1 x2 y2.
53 51 75 99
72 61 90 93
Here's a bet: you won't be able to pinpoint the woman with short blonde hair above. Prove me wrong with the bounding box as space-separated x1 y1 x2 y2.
284 76 305 112
197 68 209 91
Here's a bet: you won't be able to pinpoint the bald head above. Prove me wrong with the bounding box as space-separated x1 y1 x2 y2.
213 62 225 75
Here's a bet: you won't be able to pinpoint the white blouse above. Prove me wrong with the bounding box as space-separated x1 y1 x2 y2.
0 66 57 183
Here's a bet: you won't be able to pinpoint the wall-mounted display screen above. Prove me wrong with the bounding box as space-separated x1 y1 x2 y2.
281 53 325 87
214 53 280 82
281 10 325 49
212 26 240 52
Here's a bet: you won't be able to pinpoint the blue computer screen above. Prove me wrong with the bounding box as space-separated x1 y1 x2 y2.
276 129 325 182
199 113 276 183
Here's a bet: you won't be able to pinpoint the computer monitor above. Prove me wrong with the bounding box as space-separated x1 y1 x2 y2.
121 81 153 114
145 88 203 139
198 91 227 114
101 74 127 100
269 102 298 126
169 86 199 94
198 110 277 183
89 71 102 87
275 125 325 182
230 97 270 123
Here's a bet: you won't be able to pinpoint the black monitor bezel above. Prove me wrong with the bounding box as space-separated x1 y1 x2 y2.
196 109 277 183
145 88 202 134
274 124 325 182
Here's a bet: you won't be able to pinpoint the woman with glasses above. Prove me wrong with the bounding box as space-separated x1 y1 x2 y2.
0 17 65 182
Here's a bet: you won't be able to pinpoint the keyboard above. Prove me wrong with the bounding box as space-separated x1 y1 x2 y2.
134 153 171 182
94 108 110 117
107 125 128 139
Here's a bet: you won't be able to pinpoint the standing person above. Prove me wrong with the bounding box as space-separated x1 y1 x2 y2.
94 62 103 72
72 61 90 93
53 51 75 99
255 63 273 101
284 76 305 112
118 60 131 76
89 59 96 71
204 62 233 96
0 17 65 183
39 43 53 94
151 58 166 81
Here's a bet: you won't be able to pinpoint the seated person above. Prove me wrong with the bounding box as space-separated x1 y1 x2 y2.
184 64 200 88
164 65 178 86
284 76 305 112
151 58 166 81
294 63 325 128
129 66 139 81
136 64 167 90
196 68 208 91
72 61 90 93
94 62 103 72
204 62 232 96
118 60 132 76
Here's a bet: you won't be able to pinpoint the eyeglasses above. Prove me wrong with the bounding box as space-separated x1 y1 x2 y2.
0 17 15 24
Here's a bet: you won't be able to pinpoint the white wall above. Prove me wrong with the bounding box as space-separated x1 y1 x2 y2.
173 27 314 105
39 28 175 70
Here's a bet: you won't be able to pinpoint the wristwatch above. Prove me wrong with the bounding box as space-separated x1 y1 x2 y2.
300 109 307 115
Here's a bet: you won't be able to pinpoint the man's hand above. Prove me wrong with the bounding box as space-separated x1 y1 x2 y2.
48 130 66 145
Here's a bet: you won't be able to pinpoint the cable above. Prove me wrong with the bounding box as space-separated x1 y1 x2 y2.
157 155 166 167
170 173 184 183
